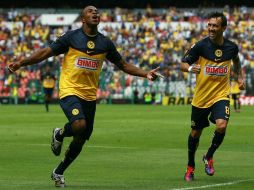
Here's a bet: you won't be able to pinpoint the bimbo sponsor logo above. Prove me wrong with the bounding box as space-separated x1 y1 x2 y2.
205 65 228 76
76 57 99 70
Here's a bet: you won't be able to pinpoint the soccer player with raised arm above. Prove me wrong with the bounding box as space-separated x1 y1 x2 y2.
180 12 245 182
8 6 162 187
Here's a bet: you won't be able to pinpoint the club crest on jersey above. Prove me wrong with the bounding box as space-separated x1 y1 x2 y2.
76 57 99 70
87 41 95 49
215 49 222 57
72 108 79 115
205 65 228 76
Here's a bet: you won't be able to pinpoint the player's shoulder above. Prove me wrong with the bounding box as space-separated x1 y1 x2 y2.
64 28 83 37
97 32 113 42
54 28 81 43
196 37 210 47
224 38 238 48
189 37 208 50
96 32 116 49
60 28 83 39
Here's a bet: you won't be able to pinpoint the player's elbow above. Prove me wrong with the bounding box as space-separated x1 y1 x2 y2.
41 47 54 59
117 60 128 72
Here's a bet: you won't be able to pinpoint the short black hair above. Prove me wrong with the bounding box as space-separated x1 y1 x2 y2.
208 12 227 27
80 6 89 19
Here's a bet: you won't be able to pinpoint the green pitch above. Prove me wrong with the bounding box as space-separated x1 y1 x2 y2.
0 104 253 190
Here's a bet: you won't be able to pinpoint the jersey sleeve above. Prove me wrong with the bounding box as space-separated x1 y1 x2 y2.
181 43 200 65
49 32 70 56
106 39 122 64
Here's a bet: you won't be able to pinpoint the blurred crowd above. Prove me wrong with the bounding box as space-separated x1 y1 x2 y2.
1 6 254 103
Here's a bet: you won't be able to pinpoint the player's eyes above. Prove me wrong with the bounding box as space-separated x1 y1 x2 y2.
208 23 218 28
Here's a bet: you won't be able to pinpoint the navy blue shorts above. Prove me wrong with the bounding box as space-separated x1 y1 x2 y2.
191 100 230 130
59 95 96 140
232 93 240 100
43 88 54 97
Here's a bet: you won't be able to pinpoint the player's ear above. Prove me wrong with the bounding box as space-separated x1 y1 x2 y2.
80 9 86 24
80 15 85 24
222 25 227 32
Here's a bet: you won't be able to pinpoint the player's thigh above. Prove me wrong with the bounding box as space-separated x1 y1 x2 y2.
59 95 85 123
211 100 230 121
81 100 96 127
191 106 211 129
80 99 96 140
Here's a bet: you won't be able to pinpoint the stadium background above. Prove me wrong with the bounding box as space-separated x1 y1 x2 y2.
1 1 254 190
1 0 254 105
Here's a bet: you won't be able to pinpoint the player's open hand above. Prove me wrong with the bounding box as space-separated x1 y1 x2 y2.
189 64 201 74
147 67 165 81
8 55 27 73
8 63 20 73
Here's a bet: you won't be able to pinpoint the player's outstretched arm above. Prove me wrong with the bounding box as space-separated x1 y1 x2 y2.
116 59 163 81
8 47 54 73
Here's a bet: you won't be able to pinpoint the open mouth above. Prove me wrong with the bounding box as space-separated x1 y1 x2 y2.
92 15 99 20
209 32 215 37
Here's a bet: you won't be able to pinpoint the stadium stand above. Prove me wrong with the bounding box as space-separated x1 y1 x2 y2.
0 6 254 104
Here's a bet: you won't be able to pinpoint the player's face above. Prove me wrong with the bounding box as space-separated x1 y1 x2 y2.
82 6 100 26
207 17 226 40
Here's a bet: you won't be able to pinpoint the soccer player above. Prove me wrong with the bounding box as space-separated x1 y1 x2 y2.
41 65 56 112
180 12 245 182
8 6 161 187
230 77 241 112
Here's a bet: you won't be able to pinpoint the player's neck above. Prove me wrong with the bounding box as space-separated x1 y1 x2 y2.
82 25 98 37
210 37 224 46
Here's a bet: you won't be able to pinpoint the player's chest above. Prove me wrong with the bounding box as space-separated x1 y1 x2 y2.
201 46 235 63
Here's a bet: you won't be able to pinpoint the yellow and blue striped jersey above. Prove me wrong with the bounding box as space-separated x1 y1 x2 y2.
41 72 56 89
231 79 240 94
182 37 238 108
49 28 122 101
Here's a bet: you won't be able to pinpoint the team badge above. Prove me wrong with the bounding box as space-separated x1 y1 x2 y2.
87 41 95 49
215 49 222 57
72 108 79 115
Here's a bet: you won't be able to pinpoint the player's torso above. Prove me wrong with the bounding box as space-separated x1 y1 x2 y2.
60 30 108 100
231 80 240 94
193 38 237 108
43 73 55 88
